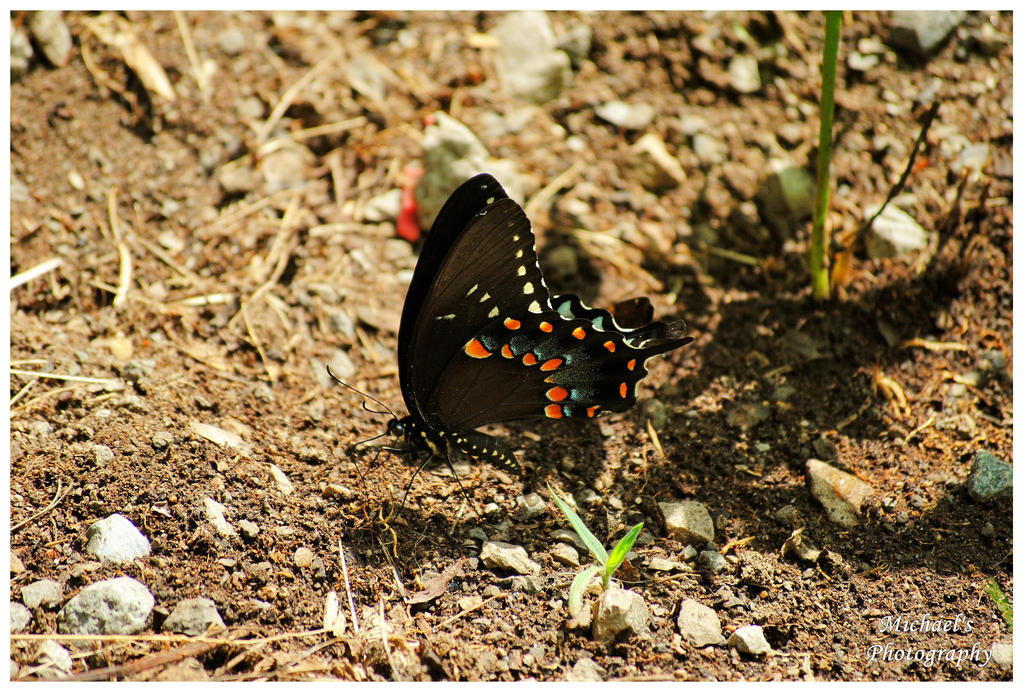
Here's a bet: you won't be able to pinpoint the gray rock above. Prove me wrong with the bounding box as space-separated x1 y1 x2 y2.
806 459 874 527
864 204 931 258
660 501 714 546
57 576 154 635
215 27 246 55
237 519 260 539
86 513 151 563
218 164 260 194
990 641 1012 669
774 504 805 529
647 556 683 572
155 657 211 681
515 492 547 519
203 497 236 537
551 528 588 553
692 133 727 166
11 602 32 633
327 349 356 380
642 398 668 431
564 656 605 681
327 309 356 338
890 11 965 58
21 579 62 609
491 11 571 104
35 639 73 675
269 464 295 495
91 444 114 465
11 25 34 80
952 142 991 175
260 144 313 193
346 54 388 102
848 51 881 72
757 159 815 238
728 54 761 94
363 189 403 222
293 546 314 568
967 450 1012 503
152 431 173 450
550 542 580 567
417 112 526 228
698 550 729 574
480 541 540 575
557 23 592 66
726 401 770 431
676 599 724 647
595 100 655 130
629 133 687 191
29 11 72 67
728 624 771 655
163 597 226 636
592 587 650 641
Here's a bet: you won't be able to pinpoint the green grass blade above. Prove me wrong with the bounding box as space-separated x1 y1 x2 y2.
547 483 608 565
985 579 1013 632
568 564 601 617
810 10 842 300
604 523 643 586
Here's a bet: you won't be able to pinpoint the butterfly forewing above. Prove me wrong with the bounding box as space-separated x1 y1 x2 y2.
409 198 551 426
397 174 511 414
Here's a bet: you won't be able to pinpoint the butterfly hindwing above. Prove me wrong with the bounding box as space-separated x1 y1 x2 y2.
430 301 693 430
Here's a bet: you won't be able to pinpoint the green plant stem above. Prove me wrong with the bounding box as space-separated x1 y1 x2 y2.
810 10 842 300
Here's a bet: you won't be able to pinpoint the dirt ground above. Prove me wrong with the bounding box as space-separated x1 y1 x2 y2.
9 10 1012 681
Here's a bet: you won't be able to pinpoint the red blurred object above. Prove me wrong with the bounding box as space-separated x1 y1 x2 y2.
397 165 425 243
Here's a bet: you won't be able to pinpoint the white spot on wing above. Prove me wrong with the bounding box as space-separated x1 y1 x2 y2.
466 283 478 297
488 306 499 318
523 282 534 295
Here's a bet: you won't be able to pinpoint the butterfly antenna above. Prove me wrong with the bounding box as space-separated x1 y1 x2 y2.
326 365 397 419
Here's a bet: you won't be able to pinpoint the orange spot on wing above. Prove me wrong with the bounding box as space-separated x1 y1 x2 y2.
586 406 599 417
546 386 569 402
619 382 629 398
540 357 564 371
501 344 514 358
545 404 564 419
504 317 521 330
522 352 538 366
572 326 586 339
539 321 554 333
627 359 637 370
465 339 492 359
603 340 616 352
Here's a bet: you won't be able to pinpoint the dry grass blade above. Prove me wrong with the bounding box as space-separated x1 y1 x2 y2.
107 188 133 308
11 480 65 533
10 369 117 386
174 10 210 101
256 49 342 145
524 160 584 221
900 338 968 353
84 13 176 102
9 257 63 290
337 537 360 634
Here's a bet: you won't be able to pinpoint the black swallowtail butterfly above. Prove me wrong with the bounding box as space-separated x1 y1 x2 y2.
386 173 694 472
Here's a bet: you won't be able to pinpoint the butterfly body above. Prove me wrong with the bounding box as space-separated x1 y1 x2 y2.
391 174 693 472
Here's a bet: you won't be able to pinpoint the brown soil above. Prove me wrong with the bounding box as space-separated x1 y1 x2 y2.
10 10 1012 681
